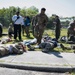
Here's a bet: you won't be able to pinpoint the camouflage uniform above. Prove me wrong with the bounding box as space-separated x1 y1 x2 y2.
67 22 75 38
0 46 9 56
55 16 61 40
0 43 26 56
31 16 35 36
34 13 48 44
67 22 75 42
39 40 57 53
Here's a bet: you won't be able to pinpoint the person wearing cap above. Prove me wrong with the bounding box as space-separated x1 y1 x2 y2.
12 11 24 41
33 8 48 44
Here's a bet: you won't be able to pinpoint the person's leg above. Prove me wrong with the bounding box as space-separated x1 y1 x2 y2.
39 43 46 48
18 25 22 40
38 28 44 44
45 43 52 49
25 26 27 36
26 26 30 36
32 26 34 36
34 26 39 43
38 35 42 44
55 28 60 40
22 25 25 36
14 25 17 40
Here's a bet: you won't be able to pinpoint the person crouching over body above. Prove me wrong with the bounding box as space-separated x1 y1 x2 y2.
67 20 75 42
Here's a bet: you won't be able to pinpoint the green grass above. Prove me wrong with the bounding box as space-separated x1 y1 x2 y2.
71 72 75 75
44 28 74 53
1 28 75 53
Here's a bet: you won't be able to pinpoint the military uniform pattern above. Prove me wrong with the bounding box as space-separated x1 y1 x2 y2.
34 13 48 44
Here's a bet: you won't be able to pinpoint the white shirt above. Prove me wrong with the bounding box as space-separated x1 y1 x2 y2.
12 15 24 25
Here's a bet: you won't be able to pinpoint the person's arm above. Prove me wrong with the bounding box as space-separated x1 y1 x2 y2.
33 15 38 27
44 15 48 27
21 16 24 25
12 15 16 22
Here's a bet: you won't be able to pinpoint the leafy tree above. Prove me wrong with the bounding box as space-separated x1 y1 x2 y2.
25 6 39 18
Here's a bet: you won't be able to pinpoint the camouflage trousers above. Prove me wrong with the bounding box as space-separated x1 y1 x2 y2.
34 25 45 44
0 44 24 56
39 42 54 50
0 47 9 56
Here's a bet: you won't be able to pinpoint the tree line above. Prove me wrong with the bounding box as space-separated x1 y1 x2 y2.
0 6 38 27
0 6 75 29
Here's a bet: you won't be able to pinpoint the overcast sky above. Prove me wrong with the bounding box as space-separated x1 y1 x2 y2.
0 0 75 17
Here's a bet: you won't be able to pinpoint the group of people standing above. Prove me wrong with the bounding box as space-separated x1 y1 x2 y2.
11 7 61 45
12 12 31 41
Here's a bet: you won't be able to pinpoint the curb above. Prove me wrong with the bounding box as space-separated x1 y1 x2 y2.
0 63 74 72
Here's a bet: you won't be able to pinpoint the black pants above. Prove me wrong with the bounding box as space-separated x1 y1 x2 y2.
14 24 21 40
0 26 2 37
22 25 25 35
55 28 60 40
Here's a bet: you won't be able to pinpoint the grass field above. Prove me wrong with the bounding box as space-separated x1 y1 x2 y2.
2 28 75 75
1 28 75 53
44 29 74 53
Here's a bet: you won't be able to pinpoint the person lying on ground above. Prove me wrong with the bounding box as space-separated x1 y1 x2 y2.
0 42 27 56
26 36 59 52
27 35 73 52
0 37 12 44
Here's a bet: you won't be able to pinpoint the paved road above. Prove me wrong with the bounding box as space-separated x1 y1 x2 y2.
0 51 75 72
0 67 69 75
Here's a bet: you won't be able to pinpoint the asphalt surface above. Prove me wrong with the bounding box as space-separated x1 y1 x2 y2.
0 51 75 72
0 67 69 75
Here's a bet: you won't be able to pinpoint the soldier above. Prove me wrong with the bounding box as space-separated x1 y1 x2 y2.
55 15 61 41
33 8 48 44
67 20 75 42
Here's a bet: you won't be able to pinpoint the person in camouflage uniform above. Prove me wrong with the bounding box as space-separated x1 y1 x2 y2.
55 15 61 41
0 43 26 56
67 20 75 38
33 8 48 44
67 20 75 42
31 16 35 36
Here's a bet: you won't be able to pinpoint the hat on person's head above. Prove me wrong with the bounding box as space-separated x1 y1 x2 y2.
41 8 46 11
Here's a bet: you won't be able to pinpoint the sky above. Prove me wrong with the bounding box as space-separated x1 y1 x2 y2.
0 0 75 17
